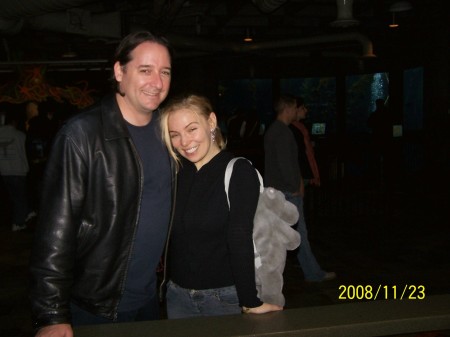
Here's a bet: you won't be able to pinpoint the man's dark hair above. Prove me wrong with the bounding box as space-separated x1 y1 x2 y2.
110 30 173 92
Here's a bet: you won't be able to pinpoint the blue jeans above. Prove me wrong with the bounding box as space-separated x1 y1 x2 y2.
166 281 241 319
283 193 326 281
71 292 159 326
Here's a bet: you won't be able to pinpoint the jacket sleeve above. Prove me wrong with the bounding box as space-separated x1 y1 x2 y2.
275 129 301 192
29 128 88 330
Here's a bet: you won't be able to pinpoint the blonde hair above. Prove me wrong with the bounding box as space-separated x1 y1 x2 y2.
160 94 226 169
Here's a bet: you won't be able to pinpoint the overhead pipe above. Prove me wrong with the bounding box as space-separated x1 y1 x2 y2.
235 32 374 57
166 31 376 58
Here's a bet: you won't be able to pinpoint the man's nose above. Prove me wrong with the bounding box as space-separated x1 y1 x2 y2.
150 72 163 89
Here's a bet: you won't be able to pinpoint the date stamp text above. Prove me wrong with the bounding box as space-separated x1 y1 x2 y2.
338 285 425 300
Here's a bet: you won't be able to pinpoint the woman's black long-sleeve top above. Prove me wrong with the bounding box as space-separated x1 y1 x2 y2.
169 150 262 308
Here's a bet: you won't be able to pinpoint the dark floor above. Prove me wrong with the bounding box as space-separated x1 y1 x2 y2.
1 171 450 337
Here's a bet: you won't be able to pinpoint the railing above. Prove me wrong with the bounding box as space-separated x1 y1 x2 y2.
74 294 450 337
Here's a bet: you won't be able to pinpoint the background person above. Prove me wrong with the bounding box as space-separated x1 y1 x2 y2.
264 94 335 283
0 110 30 231
289 97 321 188
289 96 321 224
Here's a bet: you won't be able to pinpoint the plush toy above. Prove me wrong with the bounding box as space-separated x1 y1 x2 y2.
224 158 301 307
253 187 300 307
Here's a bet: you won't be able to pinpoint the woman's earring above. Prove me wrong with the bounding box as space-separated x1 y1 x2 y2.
211 128 216 142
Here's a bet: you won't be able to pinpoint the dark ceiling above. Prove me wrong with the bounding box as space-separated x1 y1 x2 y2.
0 0 447 70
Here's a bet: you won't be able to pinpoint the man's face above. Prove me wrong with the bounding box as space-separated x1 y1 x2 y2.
26 102 39 119
114 41 171 115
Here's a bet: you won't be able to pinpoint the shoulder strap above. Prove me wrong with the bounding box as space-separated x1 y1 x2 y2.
224 157 263 208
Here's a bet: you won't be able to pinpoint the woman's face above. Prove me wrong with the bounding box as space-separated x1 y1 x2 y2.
296 104 308 120
168 108 220 170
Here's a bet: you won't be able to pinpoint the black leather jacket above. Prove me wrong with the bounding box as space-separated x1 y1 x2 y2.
29 94 176 330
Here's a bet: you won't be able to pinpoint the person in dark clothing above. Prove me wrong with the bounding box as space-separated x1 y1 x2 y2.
264 94 335 282
367 98 392 154
160 94 282 318
367 98 396 184
0 110 30 231
26 101 61 217
29 31 174 337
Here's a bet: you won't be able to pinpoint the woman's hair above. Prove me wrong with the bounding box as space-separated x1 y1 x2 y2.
295 96 305 108
110 30 173 93
160 94 226 169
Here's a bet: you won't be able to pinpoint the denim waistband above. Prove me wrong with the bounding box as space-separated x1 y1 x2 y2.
169 280 236 295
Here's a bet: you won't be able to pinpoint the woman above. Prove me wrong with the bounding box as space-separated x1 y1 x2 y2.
160 94 282 318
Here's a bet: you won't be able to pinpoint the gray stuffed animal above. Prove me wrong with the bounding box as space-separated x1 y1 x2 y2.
253 187 300 307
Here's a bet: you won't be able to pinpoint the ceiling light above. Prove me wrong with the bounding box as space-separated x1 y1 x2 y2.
388 0 412 28
389 12 399 28
244 29 253 42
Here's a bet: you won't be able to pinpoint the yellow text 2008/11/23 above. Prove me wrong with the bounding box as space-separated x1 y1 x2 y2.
338 285 426 300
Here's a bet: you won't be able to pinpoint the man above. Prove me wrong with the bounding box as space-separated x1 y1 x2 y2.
0 110 30 231
29 31 175 337
264 94 335 283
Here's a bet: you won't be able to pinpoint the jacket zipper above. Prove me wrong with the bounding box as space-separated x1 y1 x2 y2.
159 159 178 302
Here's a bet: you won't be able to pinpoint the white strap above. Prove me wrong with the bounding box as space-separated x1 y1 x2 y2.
225 157 263 208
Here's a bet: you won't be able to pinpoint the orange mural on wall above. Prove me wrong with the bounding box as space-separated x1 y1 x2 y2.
0 66 96 108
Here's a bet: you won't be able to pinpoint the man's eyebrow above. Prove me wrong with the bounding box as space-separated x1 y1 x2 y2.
138 64 171 68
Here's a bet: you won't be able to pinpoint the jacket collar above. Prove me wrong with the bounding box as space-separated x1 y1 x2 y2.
101 93 130 141
101 94 163 141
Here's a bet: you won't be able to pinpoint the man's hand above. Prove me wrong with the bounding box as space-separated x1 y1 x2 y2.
35 324 73 337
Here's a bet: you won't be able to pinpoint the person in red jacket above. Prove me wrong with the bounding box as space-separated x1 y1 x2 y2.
289 97 321 197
